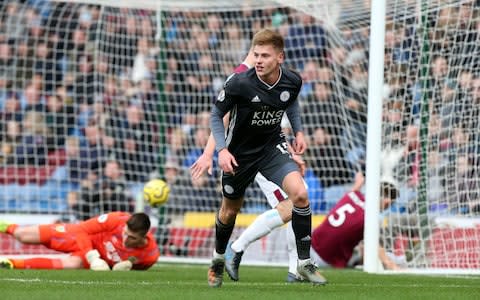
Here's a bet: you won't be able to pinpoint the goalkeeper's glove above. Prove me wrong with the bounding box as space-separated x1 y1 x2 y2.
85 249 110 271
112 260 133 271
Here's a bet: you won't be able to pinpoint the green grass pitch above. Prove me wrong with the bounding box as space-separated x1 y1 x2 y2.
1 263 479 300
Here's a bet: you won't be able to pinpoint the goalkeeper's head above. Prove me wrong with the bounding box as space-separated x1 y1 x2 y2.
123 213 151 248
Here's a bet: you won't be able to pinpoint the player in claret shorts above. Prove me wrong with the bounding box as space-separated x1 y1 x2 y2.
0 211 159 271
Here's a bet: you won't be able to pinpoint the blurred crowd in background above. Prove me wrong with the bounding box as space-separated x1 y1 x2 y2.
0 0 479 222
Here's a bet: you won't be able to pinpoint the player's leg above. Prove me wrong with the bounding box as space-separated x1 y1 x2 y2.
0 220 18 236
208 195 243 287
0 223 65 270
0 258 14 269
226 201 292 281
0 221 19 268
286 221 303 282
209 162 256 287
234 172 293 253
226 173 292 281
0 223 42 244
232 198 291 252
8 256 83 269
3 224 84 270
230 206 287 253
282 171 327 285
258 148 326 284
227 172 310 282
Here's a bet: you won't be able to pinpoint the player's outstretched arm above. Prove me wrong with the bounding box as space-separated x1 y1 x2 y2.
190 133 216 179
243 48 255 68
193 50 252 179
351 171 365 192
378 246 401 270
190 113 231 179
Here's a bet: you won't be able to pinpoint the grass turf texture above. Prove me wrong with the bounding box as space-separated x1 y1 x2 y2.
1 263 479 300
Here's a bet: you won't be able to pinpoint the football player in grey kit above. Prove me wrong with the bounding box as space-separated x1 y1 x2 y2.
207 28 326 287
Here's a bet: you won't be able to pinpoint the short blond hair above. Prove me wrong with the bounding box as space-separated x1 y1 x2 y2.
252 28 284 51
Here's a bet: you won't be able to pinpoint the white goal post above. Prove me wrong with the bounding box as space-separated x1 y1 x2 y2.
364 0 386 274
1 0 480 275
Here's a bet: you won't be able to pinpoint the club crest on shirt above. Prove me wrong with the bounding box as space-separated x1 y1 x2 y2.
97 213 108 223
224 184 234 194
55 225 66 233
217 90 225 102
280 91 290 102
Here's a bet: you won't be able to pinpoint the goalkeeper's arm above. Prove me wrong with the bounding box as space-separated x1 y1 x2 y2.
75 232 110 271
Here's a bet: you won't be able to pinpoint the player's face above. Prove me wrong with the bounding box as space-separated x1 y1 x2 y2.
122 227 146 248
253 44 284 84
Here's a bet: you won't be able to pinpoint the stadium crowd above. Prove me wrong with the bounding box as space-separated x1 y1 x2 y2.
0 0 479 226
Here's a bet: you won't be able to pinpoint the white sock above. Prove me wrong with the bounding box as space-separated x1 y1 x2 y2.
213 250 224 260
231 208 284 253
286 221 299 274
298 258 311 266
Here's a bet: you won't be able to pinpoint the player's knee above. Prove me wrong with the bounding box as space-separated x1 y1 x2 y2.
219 197 242 222
219 205 240 224
224 207 240 219
14 228 31 243
289 189 309 207
15 233 27 243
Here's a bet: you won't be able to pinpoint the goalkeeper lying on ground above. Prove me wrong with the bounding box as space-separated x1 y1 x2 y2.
0 211 159 270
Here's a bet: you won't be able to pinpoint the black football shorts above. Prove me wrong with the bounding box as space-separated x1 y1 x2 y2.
221 142 299 199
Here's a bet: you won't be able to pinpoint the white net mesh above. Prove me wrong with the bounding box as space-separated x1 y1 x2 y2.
378 0 480 271
0 0 479 271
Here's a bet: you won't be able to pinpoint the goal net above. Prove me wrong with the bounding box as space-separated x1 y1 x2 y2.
0 0 479 273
